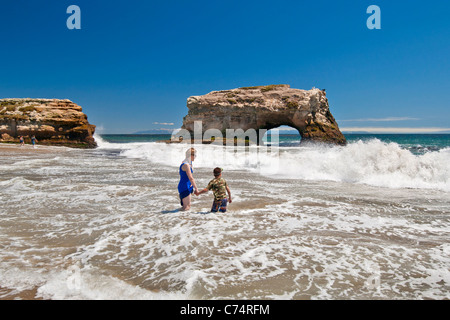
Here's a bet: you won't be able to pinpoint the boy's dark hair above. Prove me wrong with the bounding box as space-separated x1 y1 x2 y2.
213 167 222 177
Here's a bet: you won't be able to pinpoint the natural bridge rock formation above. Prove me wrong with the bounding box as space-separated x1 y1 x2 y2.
181 85 346 145
0 98 96 148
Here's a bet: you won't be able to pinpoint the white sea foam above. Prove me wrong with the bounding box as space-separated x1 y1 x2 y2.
1 136 448 300
95 134 450 192
0 264 186 300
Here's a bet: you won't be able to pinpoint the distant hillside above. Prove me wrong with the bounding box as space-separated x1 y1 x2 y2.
133 129 175 134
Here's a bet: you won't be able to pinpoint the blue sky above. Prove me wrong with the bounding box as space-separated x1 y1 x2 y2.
0 0 449 134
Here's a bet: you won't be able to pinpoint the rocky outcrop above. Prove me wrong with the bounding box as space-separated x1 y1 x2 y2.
0 99 96 148
182 85 346 145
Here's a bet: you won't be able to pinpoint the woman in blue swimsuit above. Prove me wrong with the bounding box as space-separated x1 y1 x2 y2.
178 148 199 211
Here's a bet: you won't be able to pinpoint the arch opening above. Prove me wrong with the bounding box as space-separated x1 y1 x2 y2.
262 125 302 147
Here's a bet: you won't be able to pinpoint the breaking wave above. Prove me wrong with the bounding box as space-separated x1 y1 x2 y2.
95 135 450 192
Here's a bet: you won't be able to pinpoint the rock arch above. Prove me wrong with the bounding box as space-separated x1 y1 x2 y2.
181 85 346 145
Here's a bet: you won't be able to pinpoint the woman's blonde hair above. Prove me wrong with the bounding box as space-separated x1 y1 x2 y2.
185 148 196 158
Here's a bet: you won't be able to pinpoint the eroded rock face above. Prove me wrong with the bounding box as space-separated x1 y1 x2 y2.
0 98 97 148
182 85 346 145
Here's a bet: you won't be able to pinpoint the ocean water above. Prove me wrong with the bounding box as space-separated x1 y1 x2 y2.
0 134 449 300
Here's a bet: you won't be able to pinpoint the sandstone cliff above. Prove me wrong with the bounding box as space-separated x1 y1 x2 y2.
182 85 346 145
0 99 96 148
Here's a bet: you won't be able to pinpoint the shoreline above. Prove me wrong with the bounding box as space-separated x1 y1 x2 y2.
0 140 95 149
0 142 72 154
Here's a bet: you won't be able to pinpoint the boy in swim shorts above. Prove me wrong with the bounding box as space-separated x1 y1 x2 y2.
198 167 232 212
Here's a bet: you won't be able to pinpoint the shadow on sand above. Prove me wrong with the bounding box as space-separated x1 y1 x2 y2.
161 208 212 215
161 208 181 214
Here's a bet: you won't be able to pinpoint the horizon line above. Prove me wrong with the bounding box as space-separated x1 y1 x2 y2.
339 127 450 134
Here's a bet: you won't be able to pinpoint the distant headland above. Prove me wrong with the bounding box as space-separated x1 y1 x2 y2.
0 98 96 148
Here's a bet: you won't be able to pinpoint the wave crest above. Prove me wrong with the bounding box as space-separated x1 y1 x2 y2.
96 135 450 192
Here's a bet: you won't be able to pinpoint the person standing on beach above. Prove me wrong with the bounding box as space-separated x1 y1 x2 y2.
178 148 199 211
19 136 24 146
31 135 37 148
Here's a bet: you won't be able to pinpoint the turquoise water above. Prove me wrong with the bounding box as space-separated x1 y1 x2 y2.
100 134 172 143
345 134 450 155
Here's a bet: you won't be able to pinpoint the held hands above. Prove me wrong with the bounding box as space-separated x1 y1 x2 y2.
194 188 206 196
